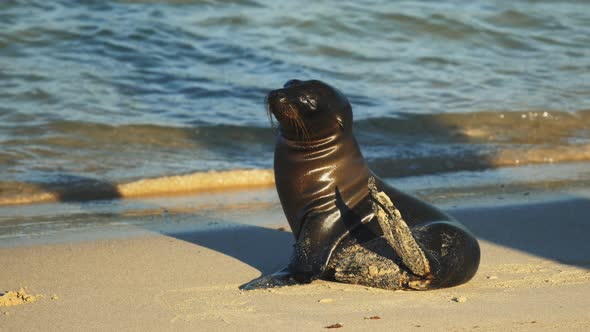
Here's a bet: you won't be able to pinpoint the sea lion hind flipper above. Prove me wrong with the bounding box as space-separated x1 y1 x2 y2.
329 235 438 290
368 177 432 278
331 238 405 290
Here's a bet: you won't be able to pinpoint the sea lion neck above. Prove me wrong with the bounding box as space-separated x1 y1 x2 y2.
274 129 371 238
277 132 342 153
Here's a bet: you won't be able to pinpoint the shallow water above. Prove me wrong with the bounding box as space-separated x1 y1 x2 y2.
2 163 590 247
1 0 590 203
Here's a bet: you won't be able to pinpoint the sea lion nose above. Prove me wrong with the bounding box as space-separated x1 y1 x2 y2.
284 79 302 88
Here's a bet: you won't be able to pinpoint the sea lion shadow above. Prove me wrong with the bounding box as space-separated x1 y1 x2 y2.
166 187 379 280
452 196 590 268
168 226 294 275
160 188 370 281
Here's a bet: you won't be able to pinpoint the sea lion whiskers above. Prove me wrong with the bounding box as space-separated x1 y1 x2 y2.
266 88 312 141
265 96 278 134
288 104 311 141
279 102 300 138
287 116 300 140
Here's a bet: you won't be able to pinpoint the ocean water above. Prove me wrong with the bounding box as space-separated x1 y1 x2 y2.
1 0 590 205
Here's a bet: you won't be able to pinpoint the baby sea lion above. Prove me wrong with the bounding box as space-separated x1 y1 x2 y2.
243 79 480 290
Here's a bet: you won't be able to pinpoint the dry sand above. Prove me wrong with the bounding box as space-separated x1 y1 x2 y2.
1 195 589 331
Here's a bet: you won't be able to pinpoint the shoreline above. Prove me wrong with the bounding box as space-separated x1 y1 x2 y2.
3 160 590 208
1 190 589 331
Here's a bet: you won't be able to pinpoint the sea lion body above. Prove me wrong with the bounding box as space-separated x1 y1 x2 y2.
274 129 372 281
246 79 480 290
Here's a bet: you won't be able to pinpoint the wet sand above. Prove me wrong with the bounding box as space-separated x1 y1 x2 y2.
1 193 589 331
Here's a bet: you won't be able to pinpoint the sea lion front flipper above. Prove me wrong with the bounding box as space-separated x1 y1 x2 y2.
240 267 299 290
368 177 432 278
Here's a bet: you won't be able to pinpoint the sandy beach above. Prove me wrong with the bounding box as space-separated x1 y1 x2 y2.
1 190 590 331
2 0 590 331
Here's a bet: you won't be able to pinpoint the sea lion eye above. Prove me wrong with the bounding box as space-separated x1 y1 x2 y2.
336 116 344 129
299 95 318 111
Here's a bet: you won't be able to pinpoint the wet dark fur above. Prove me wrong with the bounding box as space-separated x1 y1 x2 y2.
254 79 480 290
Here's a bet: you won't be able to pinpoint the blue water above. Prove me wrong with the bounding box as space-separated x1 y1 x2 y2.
1 0 590 199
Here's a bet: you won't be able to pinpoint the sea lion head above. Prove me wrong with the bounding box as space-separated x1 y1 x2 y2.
266 79 352 141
